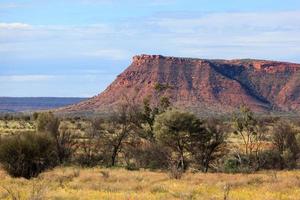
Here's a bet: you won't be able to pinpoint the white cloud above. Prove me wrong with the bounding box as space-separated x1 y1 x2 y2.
81 49 132 60
142 11 300 60
76 0 177 6
0 23 32 30
0 2 22 9
0 11 300 62
0 75 55 82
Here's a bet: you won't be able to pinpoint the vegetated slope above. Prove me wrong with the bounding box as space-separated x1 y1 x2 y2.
61 55 300 114
0 97 87 112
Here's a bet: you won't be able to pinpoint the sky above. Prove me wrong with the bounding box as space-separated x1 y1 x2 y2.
0 0 300 97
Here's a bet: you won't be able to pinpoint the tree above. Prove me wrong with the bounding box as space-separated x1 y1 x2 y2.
56 123 78 163
141 97 159 140
272 120 299 169
36 112 76 163
142 96 171 140
232 106 264 156
232 106 267 171
153 109 205 170
75 118 106 166
103 103 142 166
159 96 171 111
190 118 227 172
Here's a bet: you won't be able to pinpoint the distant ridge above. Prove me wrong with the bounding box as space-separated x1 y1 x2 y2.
0 97 88 112
60 54 300 114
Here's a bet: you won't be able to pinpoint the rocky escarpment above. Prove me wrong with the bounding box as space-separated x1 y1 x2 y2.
60 55 300 114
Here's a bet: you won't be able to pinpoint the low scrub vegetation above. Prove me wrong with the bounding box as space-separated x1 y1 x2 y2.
0 96 300 181
0 132 58 179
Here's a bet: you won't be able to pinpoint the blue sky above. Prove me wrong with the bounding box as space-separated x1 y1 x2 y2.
1 0 300 97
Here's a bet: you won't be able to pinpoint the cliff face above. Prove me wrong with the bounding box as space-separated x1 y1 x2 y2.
61 55 300 114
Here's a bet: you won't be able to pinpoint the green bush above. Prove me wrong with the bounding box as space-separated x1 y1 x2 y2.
258 150 282 170
224 158 240 173
36 112 60 133
223 156 254 173
75 154 105 167
124 141 170 170
0 132 58 179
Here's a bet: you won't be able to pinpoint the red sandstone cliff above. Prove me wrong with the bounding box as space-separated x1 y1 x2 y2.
60 55 300 114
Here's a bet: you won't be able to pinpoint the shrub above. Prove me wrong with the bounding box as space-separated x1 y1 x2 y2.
0 132 58 179
36 112 76 164
257 150 282 170
74 135 108 167
223 155 255 173
75 152 106 167
36 112 59 134
224 157 240 173
124 140 170 170
32 112 39 120
168 165 183 179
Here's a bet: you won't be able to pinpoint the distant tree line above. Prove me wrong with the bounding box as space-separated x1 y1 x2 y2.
0 97 300 179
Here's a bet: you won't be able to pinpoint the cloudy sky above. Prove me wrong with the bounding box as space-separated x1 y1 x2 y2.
1 0 300 97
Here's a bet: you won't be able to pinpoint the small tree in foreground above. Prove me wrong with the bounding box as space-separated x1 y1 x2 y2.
272 120 299 169
154 109 206 170
141 96 171 141
231 106 266 171
0 132 58 179
103 102 143 167
190 118 227 172
36 112 76 164
232 106 260 157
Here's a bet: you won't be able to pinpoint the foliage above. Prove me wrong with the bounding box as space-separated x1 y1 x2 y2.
36 112 76 164
141 96 170 140
257 150 282 170
154 83 173 92
75 119 107 167
224 157 241 173
232 106 263 156
1 103 300 174
232 106 266 170
272 120 300 169
123 139 170 170
36 112 60 134
0 132 58 179
154 109 205 170
190 118 227 172
103 103 143 166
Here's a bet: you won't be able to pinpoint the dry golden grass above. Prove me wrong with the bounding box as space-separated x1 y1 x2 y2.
0 167 300 200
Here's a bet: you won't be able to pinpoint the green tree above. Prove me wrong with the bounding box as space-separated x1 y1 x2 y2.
103 103 142 166
153 109 205 170
142 96 170 140
232 106 267 171
272 120 299 169
232 106 263 157
190 118 227 172
36 112 75 163
75 118 106 167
